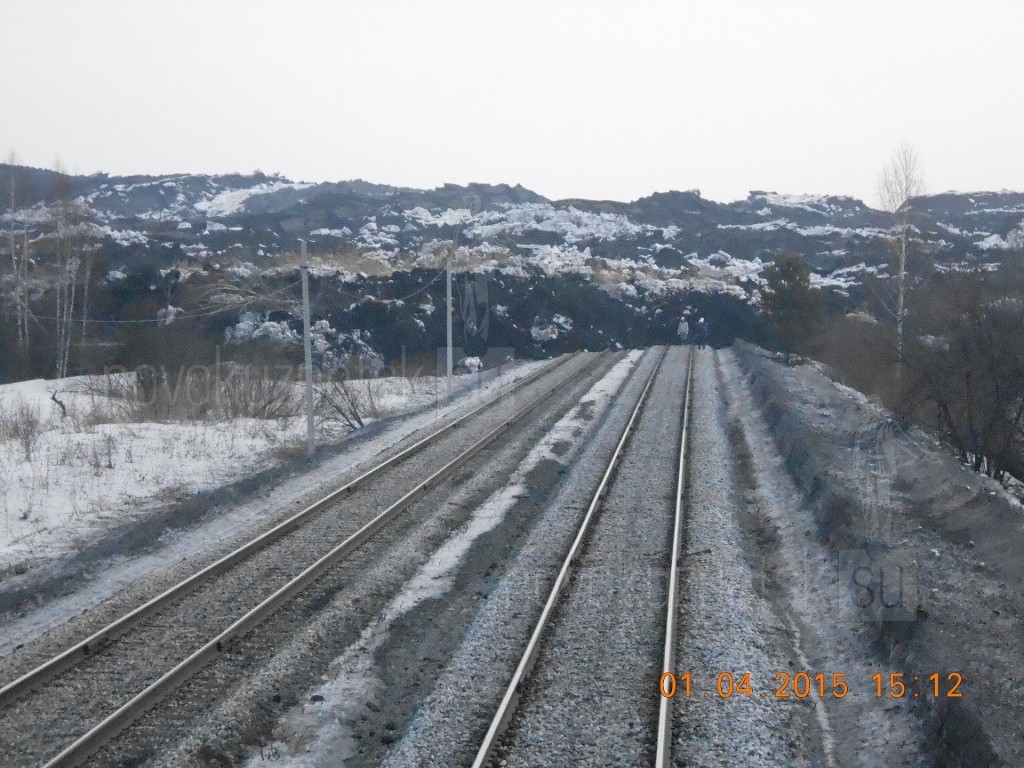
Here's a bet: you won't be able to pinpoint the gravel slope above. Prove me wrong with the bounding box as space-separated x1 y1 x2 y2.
729 340 1022 766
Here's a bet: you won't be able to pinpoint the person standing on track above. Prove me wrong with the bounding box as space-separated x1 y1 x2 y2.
696 317 709 350
677 315 689 344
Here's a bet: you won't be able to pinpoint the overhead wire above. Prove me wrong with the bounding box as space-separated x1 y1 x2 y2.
16 251 454 327
22 278 303 325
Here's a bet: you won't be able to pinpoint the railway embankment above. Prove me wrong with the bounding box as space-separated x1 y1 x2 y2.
733 340 1023 767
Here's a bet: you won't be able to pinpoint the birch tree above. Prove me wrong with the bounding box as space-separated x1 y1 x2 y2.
4 153 30 356
52 160 80 378
877 142 924 367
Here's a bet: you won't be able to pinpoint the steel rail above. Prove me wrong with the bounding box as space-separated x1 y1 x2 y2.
0 354 569 708
470 345 669 768
655 344 694 766
37 351 613 768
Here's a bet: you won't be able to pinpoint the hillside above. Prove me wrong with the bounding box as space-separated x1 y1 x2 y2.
1 164 1022 379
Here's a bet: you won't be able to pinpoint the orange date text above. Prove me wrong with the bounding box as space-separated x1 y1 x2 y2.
659 671 964 700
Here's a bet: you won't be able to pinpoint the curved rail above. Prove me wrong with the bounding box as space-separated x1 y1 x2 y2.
471 345 670 768
0 355 570 710
32 351 612 768
656 344 694 766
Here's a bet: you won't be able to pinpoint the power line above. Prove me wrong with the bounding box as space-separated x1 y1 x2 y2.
21 278 303 325
390 265 446 303
16 264 452 327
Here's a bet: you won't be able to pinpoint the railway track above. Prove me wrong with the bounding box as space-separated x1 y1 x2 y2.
471 344 695 766
0 350 618 768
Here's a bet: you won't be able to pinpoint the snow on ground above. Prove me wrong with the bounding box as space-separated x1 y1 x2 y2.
686 250 765 283
88 224 151 246
0 377 306 573
517 243 594 276
679 250 879 292
309 227 353 238
0 364 545 579
810 263 881 290
751 192 856 216
240 350 644 767
934 261 1002 273
962 200 1024 215
530 313 573 341
977 224 1024 251
402 206 474 229
795 223 891 239
718 218 789 232
0 361 550 655
406 202 654 245
194 180 313 217
718 220 891 240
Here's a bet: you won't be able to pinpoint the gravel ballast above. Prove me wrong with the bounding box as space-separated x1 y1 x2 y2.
492 345 689 766
10 340 1014 766
670 348 824 767
109 350 629 767
376 348 663 767
0 353 607 767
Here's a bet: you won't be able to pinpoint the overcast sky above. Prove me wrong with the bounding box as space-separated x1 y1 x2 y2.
4 0 1022 206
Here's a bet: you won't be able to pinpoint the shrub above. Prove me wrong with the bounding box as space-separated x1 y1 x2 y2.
0 396 43 461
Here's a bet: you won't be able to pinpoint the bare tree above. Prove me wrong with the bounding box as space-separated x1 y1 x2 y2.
186 270 292 316
316 376 367 431
52 159 82 378
5 153 31 357
877 142 925 368
80 244 94 350
902 268 1024 482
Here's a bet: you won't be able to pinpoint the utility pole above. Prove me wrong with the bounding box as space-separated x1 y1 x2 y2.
446 243 453 398
300 240 315 456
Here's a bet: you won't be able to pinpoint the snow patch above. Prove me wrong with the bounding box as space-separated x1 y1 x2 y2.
194 181 313 217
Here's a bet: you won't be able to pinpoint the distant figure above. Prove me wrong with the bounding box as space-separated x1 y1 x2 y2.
677 316 689 344
696 317 709 350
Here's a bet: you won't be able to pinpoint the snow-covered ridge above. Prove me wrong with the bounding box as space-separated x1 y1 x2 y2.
194 180 313 217
3 165 1022 311
748 191 866 216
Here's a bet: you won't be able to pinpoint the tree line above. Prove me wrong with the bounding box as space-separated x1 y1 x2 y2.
760 144 1024 484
